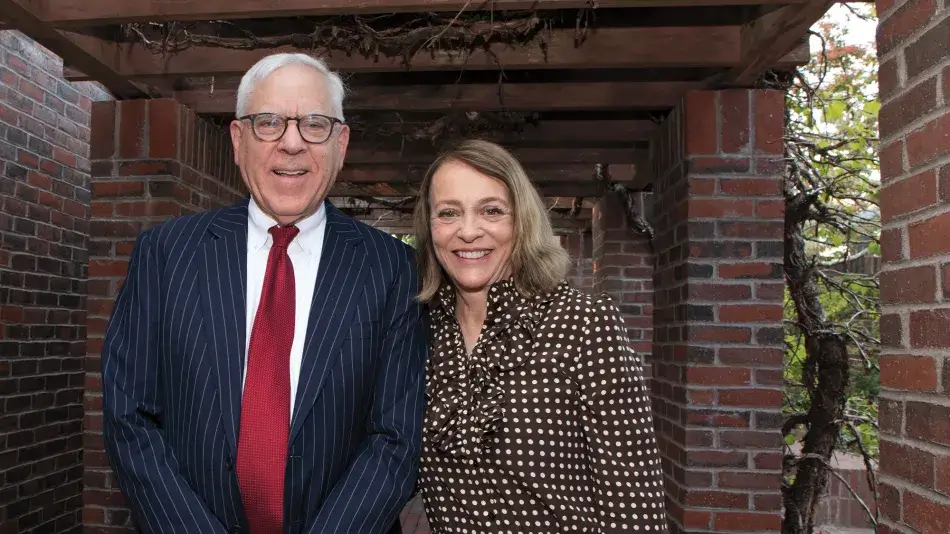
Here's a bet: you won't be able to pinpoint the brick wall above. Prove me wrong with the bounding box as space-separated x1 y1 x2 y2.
876 0 950 532
649 89 786 533
813 451 877 530
563 230 593 292
83 98 244 530
592 192 654 358
0 30 111 533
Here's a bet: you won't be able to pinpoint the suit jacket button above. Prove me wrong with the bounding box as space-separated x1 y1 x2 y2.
225 456 233 470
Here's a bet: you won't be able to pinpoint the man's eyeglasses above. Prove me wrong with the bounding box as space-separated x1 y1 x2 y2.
238 112 345 144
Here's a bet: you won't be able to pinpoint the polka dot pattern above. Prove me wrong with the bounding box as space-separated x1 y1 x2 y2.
418 278 668 533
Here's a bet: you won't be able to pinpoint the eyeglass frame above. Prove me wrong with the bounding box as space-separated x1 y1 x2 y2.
236 112 346 145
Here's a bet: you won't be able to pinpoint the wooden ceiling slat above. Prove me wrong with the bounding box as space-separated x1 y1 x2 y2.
25 0 809 27
345 146 647 165
175 81 702 114
100 26 809 80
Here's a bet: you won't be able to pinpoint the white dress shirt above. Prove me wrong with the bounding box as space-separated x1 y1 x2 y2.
243 197 326 418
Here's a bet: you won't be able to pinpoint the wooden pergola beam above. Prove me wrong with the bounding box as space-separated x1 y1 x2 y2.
83 26 808 81
22 0 811 27
345 146 646 165
0 1 148 99
176 81 700 114
329 162 643 197
713 0 834 87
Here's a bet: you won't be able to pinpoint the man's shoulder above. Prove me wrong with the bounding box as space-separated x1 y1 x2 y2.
142 203 244 248
332 208 415 262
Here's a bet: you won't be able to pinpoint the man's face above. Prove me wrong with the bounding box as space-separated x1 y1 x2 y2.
230 63 349 225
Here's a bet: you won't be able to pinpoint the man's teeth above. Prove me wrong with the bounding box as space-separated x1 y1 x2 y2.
274 170 306 176
456 250 490 259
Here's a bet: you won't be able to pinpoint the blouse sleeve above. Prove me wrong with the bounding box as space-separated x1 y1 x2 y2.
577 295 669 533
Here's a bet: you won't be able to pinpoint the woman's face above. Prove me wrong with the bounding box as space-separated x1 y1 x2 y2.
429 160 515 296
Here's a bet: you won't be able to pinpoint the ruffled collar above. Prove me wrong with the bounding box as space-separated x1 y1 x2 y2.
424 277 567 464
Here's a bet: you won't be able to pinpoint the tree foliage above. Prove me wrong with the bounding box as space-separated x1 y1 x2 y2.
781 5 880 533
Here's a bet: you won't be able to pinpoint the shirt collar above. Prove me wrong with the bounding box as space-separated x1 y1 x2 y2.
247 196 326 256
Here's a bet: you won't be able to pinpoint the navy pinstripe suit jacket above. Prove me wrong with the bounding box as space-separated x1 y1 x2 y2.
101 198 428 534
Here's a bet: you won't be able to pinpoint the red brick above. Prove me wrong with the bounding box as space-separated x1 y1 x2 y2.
881 439 936 487
719 262 774 278
683 490 748 509
686 367 751 386
718 471 778 490
90 101 117 160
882 169 938 219
936 454 950 496
880 139 905 180
753 493 783 511
689 157 750 175
755 199 784 219
686 450 748 467
881 228 905 262
881 265 938 303
909 308 950 347
718 347 782 366
754 282 783 301
720 90 749 154
687 410 750 428
903 490 950 534
718 390 782 408
907 113 950 170
906 401 950 445
753 452 782 470
117 99 147 158
682 509 713 529
879 57 901 100
753 90 784 155
148 99 181 159
881 314 903 347
719 177 780 196
906 14 950 81
878 481 902 522
881 77 938 139
687 198 755 218
878 0 937 55
713 511 781 531
684 91 718 155
881 354 939 391
940 164 950 203
718 304 782 323
91 180 144 199
909 210 950 259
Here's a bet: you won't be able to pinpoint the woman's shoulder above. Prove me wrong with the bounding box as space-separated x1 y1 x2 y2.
541 283 622 325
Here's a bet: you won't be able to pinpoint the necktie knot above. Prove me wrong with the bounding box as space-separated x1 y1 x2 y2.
269 225 299 249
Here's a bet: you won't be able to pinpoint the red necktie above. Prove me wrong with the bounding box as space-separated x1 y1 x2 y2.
237 224 299 533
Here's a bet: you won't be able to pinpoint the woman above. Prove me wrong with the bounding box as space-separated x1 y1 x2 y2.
412 139 668 533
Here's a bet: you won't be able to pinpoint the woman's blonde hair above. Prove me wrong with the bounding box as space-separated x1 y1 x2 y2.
412 138 571 302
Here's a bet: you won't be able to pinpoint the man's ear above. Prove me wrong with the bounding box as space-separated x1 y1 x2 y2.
335 123 350 172
229 119 243 165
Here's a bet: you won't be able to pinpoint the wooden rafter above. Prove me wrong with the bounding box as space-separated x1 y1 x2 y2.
345 146 648 165
21 0 812 27
712 0 835 87
175 81 700 114
0 1 149 98
330 161 641 197
73 26 809 81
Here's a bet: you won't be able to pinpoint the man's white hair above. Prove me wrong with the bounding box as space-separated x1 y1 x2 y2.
235 53 347 120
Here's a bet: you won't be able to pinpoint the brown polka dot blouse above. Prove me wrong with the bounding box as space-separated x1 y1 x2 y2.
418 278 669 533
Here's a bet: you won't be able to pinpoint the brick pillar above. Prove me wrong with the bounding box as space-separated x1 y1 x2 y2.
876 1 950 533
649 90 786 533
563 230 593 292
83 98 244 531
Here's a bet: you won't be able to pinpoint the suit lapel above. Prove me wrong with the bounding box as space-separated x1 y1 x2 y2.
199 202 249 454
289 204 367 443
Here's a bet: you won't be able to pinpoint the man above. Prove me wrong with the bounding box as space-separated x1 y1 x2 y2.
100 52 427 534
